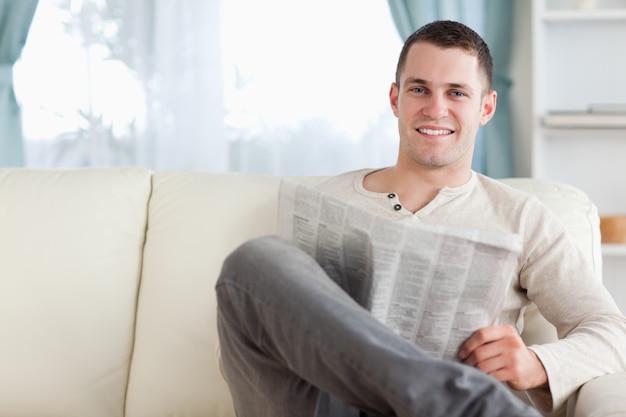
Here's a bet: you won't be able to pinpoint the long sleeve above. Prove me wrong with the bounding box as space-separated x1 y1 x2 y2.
518 202 626 412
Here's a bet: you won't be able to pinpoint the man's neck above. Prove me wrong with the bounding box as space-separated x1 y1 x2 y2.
363 164 472 213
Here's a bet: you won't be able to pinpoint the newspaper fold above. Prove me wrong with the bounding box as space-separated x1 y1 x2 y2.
278 179 522 360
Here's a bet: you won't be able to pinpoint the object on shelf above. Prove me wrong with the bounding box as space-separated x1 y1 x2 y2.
543 111 626 128
600 216 626 243
588 103 626 114
571 0 597 10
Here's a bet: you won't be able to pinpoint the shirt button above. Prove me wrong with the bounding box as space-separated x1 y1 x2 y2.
387 193 396 199
394 204 402 211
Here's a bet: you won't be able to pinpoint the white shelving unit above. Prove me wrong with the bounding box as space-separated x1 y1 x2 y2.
603 244 626 257
531 0 626 194
542 8 626 20
513 0 626 311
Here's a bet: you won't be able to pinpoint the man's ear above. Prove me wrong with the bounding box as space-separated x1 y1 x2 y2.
479 90 497 126
389 82 400 117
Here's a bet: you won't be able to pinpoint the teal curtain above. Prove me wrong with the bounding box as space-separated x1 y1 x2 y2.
0 0 39 167
387 0 514 178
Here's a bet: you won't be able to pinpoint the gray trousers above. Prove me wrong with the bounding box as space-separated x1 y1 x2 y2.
216 235 541 417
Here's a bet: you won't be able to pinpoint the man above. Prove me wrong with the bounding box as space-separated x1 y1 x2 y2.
216 20 626 417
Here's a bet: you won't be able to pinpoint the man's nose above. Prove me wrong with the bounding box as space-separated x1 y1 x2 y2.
422 95 448 120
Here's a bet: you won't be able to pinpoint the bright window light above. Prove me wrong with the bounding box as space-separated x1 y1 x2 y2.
14 0 402 173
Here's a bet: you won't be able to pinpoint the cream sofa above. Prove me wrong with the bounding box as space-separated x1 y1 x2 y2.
0 167 624 417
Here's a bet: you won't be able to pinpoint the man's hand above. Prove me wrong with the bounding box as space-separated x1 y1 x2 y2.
458 324 548 391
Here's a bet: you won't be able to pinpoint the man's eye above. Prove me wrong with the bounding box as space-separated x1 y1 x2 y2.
411 87 425 93
451 91 465 97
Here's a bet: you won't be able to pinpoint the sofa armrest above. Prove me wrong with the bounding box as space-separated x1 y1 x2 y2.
567 372 626 417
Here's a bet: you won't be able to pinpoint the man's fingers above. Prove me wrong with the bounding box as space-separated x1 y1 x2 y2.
458 324 517 360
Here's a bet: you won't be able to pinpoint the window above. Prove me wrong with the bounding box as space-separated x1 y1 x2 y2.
15 0 402 174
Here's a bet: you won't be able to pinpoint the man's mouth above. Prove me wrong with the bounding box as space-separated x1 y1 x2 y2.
417 128 453 136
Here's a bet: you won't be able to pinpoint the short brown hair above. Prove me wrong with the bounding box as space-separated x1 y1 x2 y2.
394 20 494 93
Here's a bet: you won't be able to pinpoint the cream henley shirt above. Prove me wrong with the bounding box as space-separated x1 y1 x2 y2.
315 168 626 413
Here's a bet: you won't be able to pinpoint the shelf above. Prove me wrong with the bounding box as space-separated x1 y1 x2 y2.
542 9 626 21
541 127 626 138
602 243 626 256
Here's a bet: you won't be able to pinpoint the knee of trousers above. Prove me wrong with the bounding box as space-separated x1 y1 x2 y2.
216 234 310 290
215 235 320 352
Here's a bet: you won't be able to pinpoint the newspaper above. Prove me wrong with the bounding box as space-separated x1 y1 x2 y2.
277 179 522 361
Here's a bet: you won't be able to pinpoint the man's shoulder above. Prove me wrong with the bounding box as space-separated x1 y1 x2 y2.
315 168 374 193
471 174 556 220
475 173 538 202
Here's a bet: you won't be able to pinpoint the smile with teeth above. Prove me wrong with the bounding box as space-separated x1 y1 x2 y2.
418 128 453 136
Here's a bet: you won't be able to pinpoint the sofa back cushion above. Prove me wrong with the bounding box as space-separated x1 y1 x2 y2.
0 168 151 417
126 172 309 417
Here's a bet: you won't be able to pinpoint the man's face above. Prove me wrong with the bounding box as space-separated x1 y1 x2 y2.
390 42 496 172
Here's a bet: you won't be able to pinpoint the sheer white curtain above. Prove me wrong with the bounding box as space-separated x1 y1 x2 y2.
220 0 402 175
16 0 401 175
16 0 226 170
123 0 227 171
